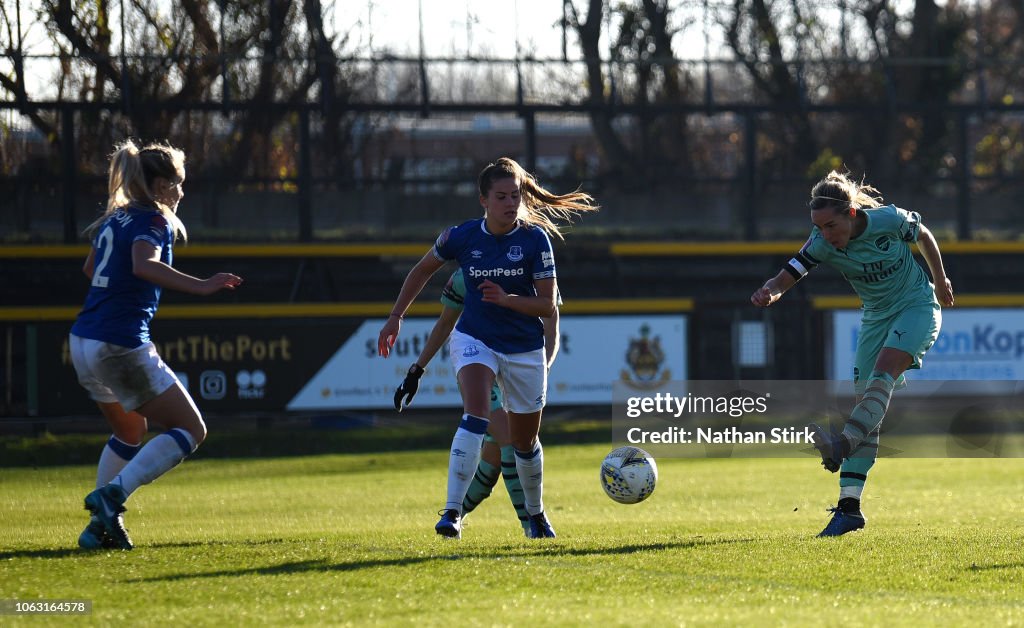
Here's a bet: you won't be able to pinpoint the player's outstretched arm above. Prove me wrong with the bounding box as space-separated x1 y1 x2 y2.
415 305 461 369
379 250 446 357
916 225 954 307
131 241 241 295
751 270 797 307
395 288 464 411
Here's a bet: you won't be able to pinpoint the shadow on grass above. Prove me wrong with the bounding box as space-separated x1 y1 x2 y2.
128 536 756 583
0 547 92 560
0 417 613 467
0 538 292 561
966 562 1024 572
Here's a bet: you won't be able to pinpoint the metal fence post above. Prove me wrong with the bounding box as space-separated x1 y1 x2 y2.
744 111 758 241
61 104 77 243
957 110 971 240
298 108 313 241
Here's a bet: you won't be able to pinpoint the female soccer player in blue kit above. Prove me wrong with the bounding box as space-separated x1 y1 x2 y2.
751 171 954 537
379 157 597 539
71 140 242 549
393 268 561 535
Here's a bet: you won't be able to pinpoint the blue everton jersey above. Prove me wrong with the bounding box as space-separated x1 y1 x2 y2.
71 206 174 348
433 218 556 353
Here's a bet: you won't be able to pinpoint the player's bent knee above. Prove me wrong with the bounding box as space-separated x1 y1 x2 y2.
511 435 538 452
113 425 147 446
187 419 208 445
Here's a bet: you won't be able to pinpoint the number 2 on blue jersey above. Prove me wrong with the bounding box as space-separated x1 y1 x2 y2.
92 225 114 288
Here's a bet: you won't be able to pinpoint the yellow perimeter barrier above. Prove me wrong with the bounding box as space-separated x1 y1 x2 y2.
4 240 1024 258
8 294 1024 320
0 298 696 321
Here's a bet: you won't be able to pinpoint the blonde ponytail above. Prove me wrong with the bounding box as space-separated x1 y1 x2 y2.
85 139 188 241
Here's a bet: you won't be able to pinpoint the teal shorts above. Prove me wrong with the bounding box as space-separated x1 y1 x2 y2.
489 382 504 413
853 303 941 395
455 380 505 413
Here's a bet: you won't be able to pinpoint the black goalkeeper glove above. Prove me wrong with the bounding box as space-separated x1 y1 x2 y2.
394 363 425 412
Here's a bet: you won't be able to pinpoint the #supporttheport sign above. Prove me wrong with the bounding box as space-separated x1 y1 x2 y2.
32 319 349 416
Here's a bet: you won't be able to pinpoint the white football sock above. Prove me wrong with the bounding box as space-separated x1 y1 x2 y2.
113 428 196 497
839 485 864 500
515 442 544 516
445 414 489 512
96 436 142 488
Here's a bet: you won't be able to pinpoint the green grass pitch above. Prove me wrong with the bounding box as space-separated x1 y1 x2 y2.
2 442 1023 625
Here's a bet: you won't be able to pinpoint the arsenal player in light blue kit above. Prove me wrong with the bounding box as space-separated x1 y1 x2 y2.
752 170 953 537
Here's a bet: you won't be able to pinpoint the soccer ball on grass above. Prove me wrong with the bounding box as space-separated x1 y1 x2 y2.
600 446 658 504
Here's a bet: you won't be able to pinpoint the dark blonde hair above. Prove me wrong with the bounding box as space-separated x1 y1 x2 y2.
808 170 884 214
86 139 187 240
478 157 599 240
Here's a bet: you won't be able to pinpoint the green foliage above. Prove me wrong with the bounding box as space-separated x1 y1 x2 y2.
806 148 844 180
973 124 1024 178
1 444 1022 624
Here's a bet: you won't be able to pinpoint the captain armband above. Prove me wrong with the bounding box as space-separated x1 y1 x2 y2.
783 249 819 282
786 257 811 280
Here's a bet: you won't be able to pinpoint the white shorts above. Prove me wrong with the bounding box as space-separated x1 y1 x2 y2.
448 329 546 414
69 334 178 412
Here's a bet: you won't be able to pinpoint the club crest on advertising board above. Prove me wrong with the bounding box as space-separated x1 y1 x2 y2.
621 324 670 388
